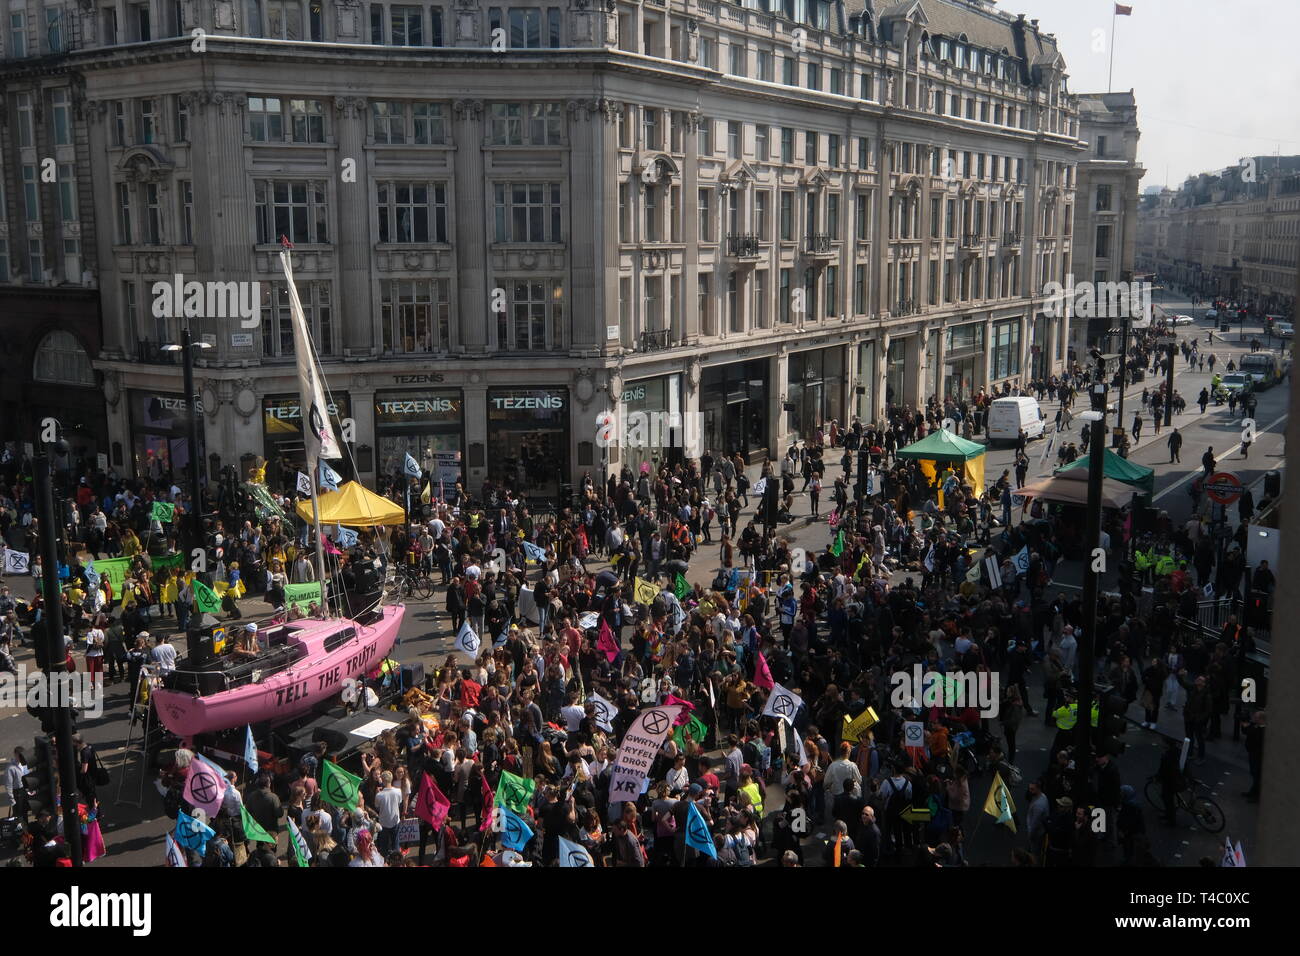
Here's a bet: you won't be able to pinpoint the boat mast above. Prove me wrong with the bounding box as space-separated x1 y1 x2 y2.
310 453 328 617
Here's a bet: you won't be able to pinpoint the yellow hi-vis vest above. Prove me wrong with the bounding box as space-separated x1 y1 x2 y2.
1053 702 1077 731
740 780 764 818
1155 554 1176 577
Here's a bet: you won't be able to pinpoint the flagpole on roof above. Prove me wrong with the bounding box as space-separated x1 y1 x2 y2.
1107 7 1117 93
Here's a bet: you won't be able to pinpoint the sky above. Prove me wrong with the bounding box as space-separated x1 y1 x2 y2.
1002 0 1300 189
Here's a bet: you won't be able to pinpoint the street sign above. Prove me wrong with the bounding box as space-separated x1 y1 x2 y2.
1206 472 1243 505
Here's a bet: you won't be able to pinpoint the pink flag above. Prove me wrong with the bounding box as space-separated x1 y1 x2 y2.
754 652 775 691
182 755 228 818
598 619 620 662
479 774 495 833
414 772 451 830
664 693 696 725
322 537 341 556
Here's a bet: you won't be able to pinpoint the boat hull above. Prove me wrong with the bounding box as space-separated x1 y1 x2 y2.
151 605 404 739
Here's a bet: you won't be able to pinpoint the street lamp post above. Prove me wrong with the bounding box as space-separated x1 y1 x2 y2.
161 330 213 564
1074 353 1110 822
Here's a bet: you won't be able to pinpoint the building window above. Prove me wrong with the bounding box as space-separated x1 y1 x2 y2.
112 100 128 146
780 191 793 241
249 96 284 141
698 188 712 242
829 67 843 95
697 118 712 156
261 280 334 357
51 88 72 145
265 0 301 37
806 61 820 90
826 193 840 239
46 6 65 51
697 272 712 333
143 183 162 245
493 182 562 243
28 239 44 282
180 180 194 244
1095 223 1112 259
757 48 773 81
860 71 872 100
378 182 449 243
755 124 769 162
17 93 35 148
699 35 716 68
780 127 794 164
289 99 326 142
486 6 561 48
487 102 562 145
22 165 40 221
242 94 326 144
390 3 422 44
727 272 741 332
57 165 77 221
991 319 1020 379
728 120 742 159
1096 184 1112 212
174 95 190 142
779 268 791 323
854 264 867 314
115 182 131 243
805 130 817 166
827 134 840 167
824 265 838 316
381 278 452 353
855 194 869 240
729 41 744 76
9 12 26 57
643 107 660 150
1096 135 1107 157
494 278 563 351
754 190 769 240
254 180 330 244
33 332 94 386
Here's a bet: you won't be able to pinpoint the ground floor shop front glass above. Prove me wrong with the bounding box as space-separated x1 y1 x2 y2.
702 360 768 460
487 388 569 499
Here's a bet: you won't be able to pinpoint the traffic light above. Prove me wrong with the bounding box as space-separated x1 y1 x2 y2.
1098 693 1128 756
22 736 57 816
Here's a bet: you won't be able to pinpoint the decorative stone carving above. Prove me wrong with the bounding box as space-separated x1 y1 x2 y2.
520 252 537 270
335 0 360 37
202 384 220 420
404 252 422 270
573 369 595 404
605 371 622 404
597 98 622 124
210 91 247 115
333 96 366 119
453 99 483 121
102 370 121 408
351 374 369 388
214 0 236 29
686 358 701 392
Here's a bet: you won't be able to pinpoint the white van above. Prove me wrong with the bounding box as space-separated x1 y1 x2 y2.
986 396 1045 444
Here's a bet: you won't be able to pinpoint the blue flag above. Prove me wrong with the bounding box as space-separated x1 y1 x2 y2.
494 629 509 648
685 801 717 859
57 563 70 580
85 562 100 591
728 567 740 590
174 809 216 853
335 524 359 548
522 541 546 563
498 804 534 852
403 453 421 478
244 725 259 773
319 461 341 492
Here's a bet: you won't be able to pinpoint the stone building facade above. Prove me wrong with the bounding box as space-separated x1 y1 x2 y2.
2 0 1085 495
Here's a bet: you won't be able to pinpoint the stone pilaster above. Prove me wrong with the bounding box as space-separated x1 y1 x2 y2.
451 98 487 351
332 95 372 354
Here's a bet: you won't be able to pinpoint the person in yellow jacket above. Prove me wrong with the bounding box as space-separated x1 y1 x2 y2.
120 528 142 558
738 765 765 820
1155 553 1177 577
1051 694 1078 754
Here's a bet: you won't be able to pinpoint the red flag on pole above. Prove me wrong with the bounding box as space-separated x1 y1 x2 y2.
479 774 495 833
414 772 451 830
598 619 620 662
664 693 695 725
1114 3 1132 14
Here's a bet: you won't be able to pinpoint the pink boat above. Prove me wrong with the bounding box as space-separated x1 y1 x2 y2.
150 604 405 740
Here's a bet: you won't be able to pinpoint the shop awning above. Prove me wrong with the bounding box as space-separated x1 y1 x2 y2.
1055 447 1155 498
294 481 406 527
1017 475 1138 510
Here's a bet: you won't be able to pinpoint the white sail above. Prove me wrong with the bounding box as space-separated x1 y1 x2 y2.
279 248 341 463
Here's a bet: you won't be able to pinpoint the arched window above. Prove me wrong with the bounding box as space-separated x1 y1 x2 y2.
32 331 94 386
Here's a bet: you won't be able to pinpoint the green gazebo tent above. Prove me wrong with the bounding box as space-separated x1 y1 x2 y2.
1055 447 1155 500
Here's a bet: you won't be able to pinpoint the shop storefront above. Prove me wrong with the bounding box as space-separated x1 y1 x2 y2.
885 339 908 410
943 321 985 402
787 346 845 442
1029 313 1049 380
617 374 683 477
701 360 769 461
262 393 352 484
855 341 876 424
990 318 1022 382
128 390 206 482
374 389 465 488
487 387 569 497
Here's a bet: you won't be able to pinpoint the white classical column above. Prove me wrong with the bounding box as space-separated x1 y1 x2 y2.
451 99 488 352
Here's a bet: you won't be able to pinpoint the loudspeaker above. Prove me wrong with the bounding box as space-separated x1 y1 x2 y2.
401 662 424 689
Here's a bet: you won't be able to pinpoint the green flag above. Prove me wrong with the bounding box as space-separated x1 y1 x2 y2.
240 804 276 844
321 760 361 810
830 529 844 557
673 712 710 751
287 817 311 866
494 770 536 815
193 579 221 614
149 552 184 572
673 573 691 600
283 581 322 614
151 501 176 523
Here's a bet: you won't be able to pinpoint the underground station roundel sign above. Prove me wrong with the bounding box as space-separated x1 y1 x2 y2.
1205 472 1243 505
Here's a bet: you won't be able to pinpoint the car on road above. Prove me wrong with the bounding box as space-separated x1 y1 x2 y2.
1240 352 1286 388
1172 314 1196 326
1219 372 1251 395
1205 308 1219 320
1275 321 1294 339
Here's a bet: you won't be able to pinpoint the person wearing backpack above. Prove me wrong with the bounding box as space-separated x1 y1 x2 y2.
879 762 913 858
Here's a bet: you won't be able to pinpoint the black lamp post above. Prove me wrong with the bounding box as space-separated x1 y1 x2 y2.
161 330 213 563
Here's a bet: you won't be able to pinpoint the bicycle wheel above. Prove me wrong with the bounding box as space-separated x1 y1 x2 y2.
1144 778 1164 812
1192 796 1226 833
413 576 434 601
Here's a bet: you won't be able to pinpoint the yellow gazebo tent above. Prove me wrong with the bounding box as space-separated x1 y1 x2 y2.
294 481 406 527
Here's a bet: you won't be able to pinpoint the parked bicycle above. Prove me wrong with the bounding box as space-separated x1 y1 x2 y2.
394 563 434 601
1144 774 1225 832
